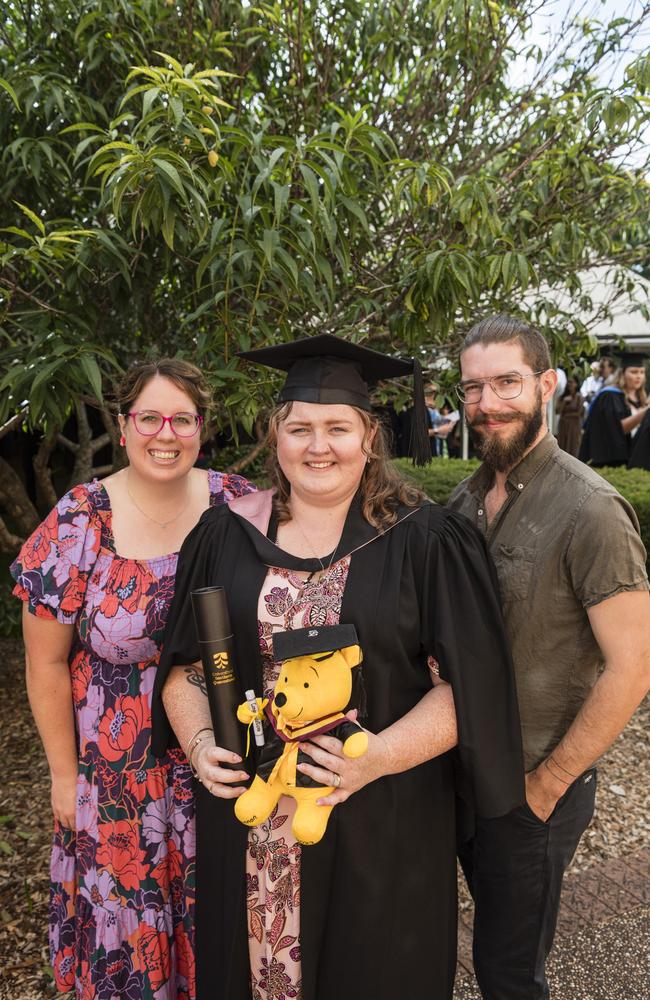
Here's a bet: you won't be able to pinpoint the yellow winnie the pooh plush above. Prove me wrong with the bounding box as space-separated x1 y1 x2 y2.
234 624 368 845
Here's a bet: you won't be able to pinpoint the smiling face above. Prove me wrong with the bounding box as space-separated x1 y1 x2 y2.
461 340 556 472
275 401 374 505
118 374 202 483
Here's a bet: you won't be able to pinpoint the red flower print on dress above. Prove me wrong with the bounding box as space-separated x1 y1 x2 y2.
100 561 154 619
20 514 56 570
53 946 76 991
97 695 147 762
71 654 93 706
125 763 166 804
150 837 183 898
136 923 172 993
59 565 86 615
96 819 148 893
176 926 196 995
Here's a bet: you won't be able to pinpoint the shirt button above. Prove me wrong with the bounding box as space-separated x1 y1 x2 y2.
517 483 524 490
478 508 484 515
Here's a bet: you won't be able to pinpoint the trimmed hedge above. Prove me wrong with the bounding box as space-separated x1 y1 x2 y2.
2 458 649 638
394 458 650 566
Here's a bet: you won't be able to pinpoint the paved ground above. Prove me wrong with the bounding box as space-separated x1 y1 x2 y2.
454 848 650 999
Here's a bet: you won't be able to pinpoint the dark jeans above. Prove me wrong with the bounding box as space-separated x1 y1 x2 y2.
458 768 597 1000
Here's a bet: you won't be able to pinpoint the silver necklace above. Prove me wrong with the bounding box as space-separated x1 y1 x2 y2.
290 505 423 585
126 473 188 529
292 517 341 581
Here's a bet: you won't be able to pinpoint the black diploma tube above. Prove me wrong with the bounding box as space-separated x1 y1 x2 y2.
190 586 246 765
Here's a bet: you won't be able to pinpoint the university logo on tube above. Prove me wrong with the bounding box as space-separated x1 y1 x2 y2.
211 651 235 685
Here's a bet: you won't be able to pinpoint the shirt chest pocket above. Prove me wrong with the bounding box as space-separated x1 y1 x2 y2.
492 544 536 603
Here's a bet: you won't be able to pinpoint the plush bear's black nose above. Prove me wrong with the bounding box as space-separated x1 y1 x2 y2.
275 692 287 707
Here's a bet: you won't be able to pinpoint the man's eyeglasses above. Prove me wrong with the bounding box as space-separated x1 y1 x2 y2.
455 372 545 404
127 410 203 437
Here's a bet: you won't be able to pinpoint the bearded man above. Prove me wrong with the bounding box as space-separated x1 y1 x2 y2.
448 315 650 1000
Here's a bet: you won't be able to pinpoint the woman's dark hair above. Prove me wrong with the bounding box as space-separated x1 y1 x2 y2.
561 376 580 398
116 358 213 439
265 402 426 531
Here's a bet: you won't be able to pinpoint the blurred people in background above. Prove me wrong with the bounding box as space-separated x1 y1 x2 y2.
579 352 649 467
580 356 615 404
556 376 585 457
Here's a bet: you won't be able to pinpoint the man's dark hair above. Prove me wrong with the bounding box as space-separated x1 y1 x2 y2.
460 315 552 372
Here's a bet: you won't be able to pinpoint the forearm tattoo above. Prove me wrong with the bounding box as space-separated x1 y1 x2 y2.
184 665 208 698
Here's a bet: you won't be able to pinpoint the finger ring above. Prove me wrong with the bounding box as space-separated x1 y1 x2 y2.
209 781 215 795
332 773 341 788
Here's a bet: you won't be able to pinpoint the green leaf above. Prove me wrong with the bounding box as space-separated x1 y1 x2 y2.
59 121 106 135
153 158 187 201
260 228 279 266
161 206 177 249
0 77 21 111
299 164 320 211
80 355 103 401
13 202 45 235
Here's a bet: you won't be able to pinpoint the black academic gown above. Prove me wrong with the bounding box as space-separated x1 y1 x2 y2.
579 387 631 467
152 497 524 1000
628 409 650 470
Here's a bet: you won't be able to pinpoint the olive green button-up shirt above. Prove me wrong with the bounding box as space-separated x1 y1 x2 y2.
448 433 648 770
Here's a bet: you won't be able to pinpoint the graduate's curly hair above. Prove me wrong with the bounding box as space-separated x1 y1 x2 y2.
265 403 426 531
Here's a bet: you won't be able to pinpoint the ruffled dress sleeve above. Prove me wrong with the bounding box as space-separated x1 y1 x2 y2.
420 506 525 818
10 483 102 625
208 469 257 505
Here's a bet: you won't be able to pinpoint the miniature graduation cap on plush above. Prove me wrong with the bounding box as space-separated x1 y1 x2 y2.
238 333 431 465
272 624 359 662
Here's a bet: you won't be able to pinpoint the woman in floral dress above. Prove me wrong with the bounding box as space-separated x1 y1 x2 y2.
11 359 254 999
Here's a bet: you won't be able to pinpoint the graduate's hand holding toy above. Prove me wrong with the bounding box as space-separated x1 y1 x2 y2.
296 728 391 807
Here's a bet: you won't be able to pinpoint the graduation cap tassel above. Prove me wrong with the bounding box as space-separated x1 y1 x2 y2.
410 358 432 467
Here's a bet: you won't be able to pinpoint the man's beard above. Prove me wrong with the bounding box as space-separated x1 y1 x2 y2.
467 388 544 473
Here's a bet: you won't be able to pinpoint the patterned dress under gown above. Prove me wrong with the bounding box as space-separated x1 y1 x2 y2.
246 557 350 1000
11 471 254 1000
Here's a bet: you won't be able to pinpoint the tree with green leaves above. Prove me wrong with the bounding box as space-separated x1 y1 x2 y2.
2 0 650 550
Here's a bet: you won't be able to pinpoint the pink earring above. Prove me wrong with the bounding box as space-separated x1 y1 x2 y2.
120 435 126 446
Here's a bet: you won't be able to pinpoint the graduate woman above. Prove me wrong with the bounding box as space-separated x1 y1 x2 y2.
153 335 524 1000
579 352 649 467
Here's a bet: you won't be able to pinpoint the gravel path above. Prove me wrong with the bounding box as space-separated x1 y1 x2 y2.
0 636 647 998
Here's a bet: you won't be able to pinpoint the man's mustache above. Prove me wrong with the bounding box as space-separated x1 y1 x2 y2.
468 411 522 427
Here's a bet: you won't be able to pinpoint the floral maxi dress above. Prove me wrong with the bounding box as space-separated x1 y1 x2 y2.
11 472 254 1000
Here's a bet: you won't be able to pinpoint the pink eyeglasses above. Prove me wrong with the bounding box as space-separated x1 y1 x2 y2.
127 410 203 437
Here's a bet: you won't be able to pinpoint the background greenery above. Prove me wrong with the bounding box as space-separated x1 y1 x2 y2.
396 458 650 566
3 458 650 637
1 0 650 555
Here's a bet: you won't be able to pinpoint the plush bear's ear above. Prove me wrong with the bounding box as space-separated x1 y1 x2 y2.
339 644 363 668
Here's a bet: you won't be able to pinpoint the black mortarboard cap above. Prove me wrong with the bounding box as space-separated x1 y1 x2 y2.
617 350 647 370
238 334 431 465
272 624 359 662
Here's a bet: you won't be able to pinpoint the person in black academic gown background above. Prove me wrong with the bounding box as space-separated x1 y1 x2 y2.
152 335 524 1000
628 407 650 469
579 352 649 467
